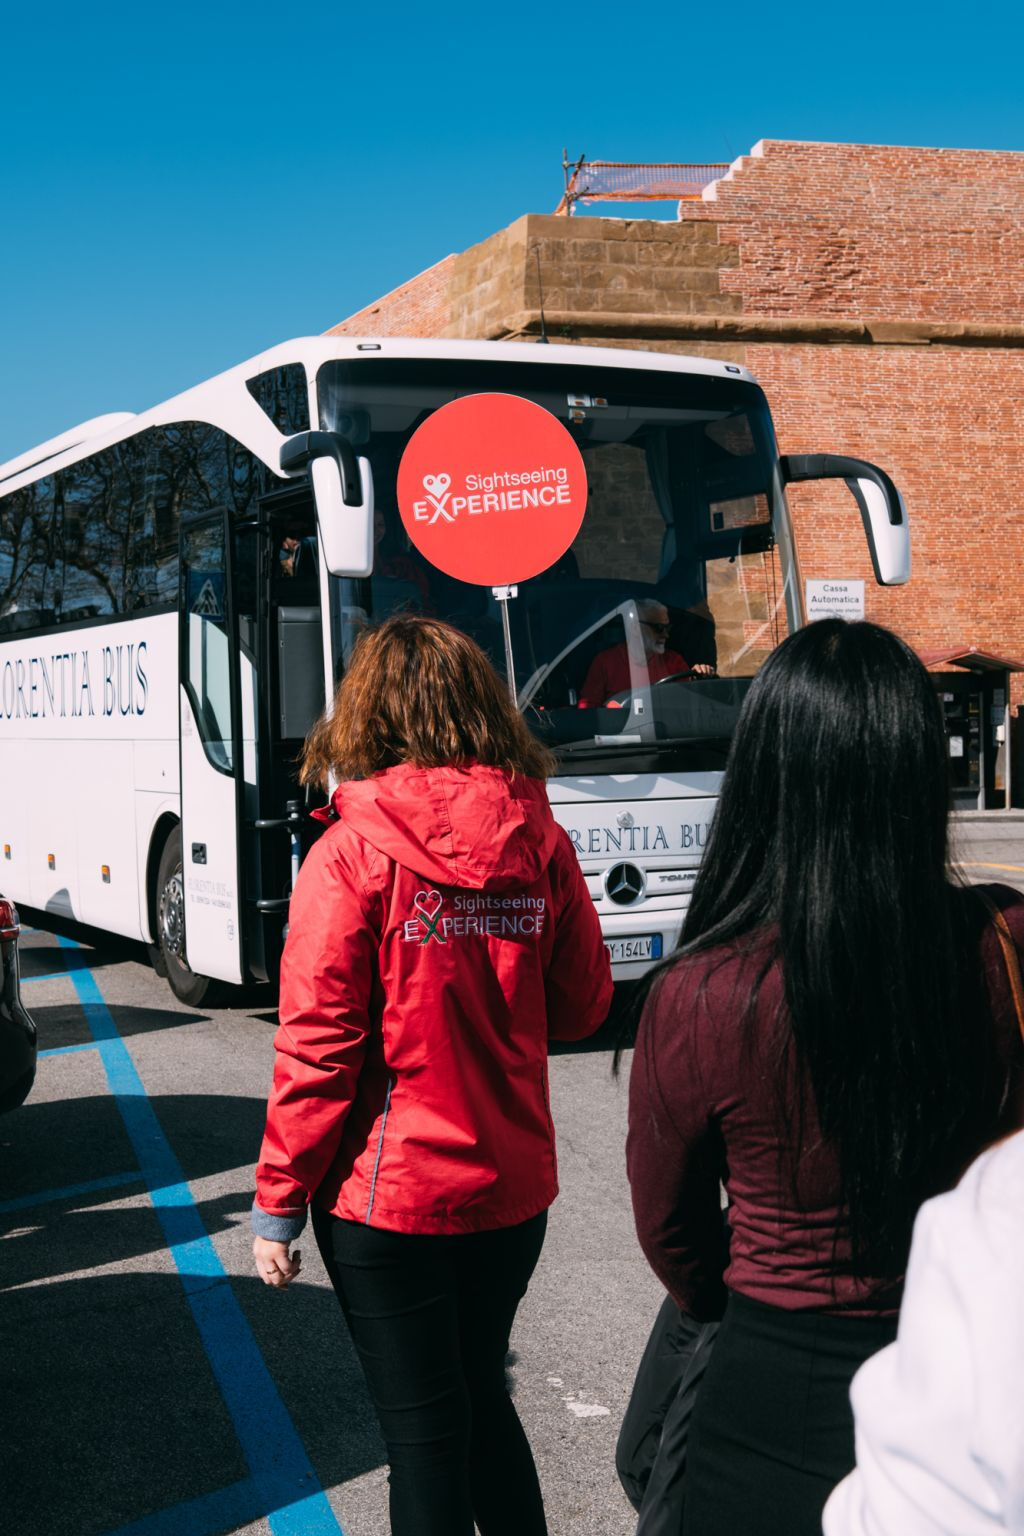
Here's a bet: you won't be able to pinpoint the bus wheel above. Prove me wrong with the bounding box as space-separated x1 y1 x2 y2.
156 828 220 1007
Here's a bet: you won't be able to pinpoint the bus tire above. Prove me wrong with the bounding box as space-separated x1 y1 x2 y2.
156 827 221 1007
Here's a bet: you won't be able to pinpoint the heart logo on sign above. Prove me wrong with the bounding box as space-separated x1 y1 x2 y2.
421 472 454 525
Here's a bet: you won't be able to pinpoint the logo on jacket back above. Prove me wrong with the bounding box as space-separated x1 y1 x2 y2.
402 890 547 944
412 890 446 945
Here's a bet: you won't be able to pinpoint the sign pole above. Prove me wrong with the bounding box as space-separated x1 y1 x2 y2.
493 585 518 704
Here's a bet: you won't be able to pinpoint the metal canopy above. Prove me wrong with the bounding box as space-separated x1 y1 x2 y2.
918 645 1024 673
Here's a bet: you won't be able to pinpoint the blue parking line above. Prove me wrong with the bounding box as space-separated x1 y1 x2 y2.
0 1170 141 1216
21 953 98 979
104 1477 265 1536
39 1041 100 1057
56 939 345 1536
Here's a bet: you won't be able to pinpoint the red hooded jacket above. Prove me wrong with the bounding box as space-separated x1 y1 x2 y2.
253 763 613 1239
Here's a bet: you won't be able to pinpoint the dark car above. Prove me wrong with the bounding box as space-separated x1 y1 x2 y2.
0 895 36 1111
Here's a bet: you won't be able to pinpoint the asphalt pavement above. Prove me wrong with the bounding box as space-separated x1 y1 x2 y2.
949 810 1024 890
3 813 1022 1536
1 929 659 1536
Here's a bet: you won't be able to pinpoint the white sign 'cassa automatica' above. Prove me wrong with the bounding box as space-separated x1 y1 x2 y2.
805 579 865 622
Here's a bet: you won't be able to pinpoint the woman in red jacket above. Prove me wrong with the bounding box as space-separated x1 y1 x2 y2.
252 616 613 1536
627 619 1024 1536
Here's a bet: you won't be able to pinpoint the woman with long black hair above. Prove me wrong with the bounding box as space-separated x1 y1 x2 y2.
626 619 1024 1536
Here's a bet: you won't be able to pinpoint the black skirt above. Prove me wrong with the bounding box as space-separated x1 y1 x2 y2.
681 1290 897 1536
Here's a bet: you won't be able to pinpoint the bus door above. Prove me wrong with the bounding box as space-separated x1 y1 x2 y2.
178 509 246 983
252 488 327 981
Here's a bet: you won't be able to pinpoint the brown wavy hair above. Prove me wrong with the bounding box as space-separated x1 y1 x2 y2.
299 616 556 788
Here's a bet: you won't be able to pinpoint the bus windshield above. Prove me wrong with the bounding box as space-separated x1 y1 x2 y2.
318 356 789 772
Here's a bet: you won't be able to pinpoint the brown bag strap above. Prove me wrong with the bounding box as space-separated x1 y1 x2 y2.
977 891 1024 1046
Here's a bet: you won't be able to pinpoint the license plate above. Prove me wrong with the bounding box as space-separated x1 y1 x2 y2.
604 933 663 964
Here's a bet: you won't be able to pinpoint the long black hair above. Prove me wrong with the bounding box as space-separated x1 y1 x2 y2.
666 619 995 1278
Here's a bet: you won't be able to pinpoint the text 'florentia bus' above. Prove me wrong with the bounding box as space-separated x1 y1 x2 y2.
0 642 149 721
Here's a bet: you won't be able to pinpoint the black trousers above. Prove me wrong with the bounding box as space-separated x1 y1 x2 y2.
616 1296 720 1533
312 1207 549 1536
681 1290 898 1536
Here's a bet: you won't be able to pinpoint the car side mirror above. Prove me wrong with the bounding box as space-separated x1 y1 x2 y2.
780 453 910 586
280 431 375 578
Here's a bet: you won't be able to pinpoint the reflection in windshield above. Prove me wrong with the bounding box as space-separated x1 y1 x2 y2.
319 357 790 767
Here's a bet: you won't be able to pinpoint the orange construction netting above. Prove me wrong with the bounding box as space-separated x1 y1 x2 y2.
556 159 729 214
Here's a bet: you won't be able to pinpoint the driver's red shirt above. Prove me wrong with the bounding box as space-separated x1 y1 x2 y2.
580 643 689 706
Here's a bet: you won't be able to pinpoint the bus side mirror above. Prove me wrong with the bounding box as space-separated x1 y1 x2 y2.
280 431 374 578
780 453 911 586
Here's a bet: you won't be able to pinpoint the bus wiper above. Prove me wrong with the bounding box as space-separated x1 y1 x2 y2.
557 736 645 754
557 733 733 753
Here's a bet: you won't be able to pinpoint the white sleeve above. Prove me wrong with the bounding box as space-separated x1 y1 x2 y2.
823 1137 1024 1536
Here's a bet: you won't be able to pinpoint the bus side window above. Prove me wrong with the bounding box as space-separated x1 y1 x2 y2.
62 441 152 620
0 476 60 633
145 423 281 610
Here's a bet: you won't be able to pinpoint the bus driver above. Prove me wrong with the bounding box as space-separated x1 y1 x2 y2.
579 599 714 707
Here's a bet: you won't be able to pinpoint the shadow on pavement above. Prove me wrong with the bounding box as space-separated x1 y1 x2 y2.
0 1093 269 1259
16 906 149 965
17 910 279 1012
26 1001 210 1053
18 945 131 978
1 1078 383 1533
3 1268 382 1536
1 1187 250 1289
105 1002 212 1040
152 1092 268 1183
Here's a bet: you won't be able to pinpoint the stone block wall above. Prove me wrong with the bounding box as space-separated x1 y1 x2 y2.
444 212 744 356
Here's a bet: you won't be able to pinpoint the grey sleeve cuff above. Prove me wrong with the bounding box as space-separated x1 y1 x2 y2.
251 1199 308 1243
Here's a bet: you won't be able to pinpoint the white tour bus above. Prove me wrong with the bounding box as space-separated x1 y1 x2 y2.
0 338 909 1002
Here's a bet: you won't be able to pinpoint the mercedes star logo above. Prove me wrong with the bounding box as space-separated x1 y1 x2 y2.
604 862 646 906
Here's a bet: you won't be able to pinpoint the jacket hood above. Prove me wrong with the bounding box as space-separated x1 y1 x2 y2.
329 763 560 891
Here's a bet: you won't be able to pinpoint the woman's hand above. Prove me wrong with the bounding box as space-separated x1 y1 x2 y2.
253 1236 302 1289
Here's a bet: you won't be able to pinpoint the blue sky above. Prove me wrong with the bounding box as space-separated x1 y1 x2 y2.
2 0 1022 462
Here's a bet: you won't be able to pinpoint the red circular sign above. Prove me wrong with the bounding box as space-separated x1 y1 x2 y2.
397 393 588 585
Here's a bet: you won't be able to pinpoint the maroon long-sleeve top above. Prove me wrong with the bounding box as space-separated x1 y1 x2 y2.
627 885 1024 1319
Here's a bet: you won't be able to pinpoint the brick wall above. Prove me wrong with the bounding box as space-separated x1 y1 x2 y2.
325 254 457 336
749 343 1024 659
326 138 1024 794
693 139 1024 323
676 141 1024 745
